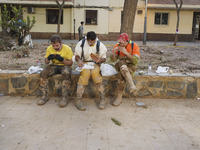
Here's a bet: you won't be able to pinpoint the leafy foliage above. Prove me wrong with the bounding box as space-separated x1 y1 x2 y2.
0 5 36 48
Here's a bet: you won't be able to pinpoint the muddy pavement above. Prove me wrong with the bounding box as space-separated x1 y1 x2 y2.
0 41 200 74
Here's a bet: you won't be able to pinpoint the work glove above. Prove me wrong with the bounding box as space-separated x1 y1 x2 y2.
47 54 55 61
132 55 138 65
55 54 64 62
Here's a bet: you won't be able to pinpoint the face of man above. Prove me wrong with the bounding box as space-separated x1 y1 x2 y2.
87 39 96 46
118 41 128 47
52 42 62 51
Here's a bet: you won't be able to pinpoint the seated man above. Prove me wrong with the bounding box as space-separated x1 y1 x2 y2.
74 31 107 111
110 33 140 106
37 35 73 107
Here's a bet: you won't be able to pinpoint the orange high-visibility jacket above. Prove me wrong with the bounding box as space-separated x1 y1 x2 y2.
112 41 140 58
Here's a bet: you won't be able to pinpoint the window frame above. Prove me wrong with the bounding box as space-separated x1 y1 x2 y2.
46 9 63 24
85 10 98 25
154 12 169 25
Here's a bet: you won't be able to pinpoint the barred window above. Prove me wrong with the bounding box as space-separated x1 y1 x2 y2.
155 13 168 25
86 10 97 25
46 9 63 24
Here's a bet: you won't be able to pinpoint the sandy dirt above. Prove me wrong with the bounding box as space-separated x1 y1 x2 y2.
0 43 200 74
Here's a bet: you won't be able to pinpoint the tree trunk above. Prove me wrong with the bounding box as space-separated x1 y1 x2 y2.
55 0 65 34
173 0 183 46
120 0 138 39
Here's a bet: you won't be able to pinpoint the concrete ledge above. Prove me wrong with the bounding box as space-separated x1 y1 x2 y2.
0 71 200 99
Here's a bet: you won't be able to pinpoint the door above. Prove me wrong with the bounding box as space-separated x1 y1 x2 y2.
195 15 200 40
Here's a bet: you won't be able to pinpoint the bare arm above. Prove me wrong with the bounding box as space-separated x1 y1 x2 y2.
111 47 119 62
45 58 50 64
75 55 84 68
63 59 73 66
120 47 133 60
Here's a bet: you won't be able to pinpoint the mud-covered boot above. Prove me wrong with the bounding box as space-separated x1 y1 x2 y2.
75 85 86 111
75 98 86 111
99 97 106 110
97 83 106 110
112 91 123 106
58 80 70 107
120 65 137 93
38 79 49 105
58 97 69 107
112 80 125 106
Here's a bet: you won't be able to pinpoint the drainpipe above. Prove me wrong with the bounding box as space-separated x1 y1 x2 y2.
74 19 76 39
143 0 148 45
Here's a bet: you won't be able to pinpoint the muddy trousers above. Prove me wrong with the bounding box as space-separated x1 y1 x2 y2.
75 64 106 110
113 60 137 106
75 64 103 111
115 60 137 93
38 65 72 106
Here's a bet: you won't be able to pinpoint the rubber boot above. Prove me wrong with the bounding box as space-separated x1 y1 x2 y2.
38 79 49 105
58 80 70 107
75 85 86 111
97 83 106 110
112 80 125 106
120 65 137 93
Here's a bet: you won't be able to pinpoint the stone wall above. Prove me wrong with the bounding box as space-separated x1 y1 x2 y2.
0 73 199 99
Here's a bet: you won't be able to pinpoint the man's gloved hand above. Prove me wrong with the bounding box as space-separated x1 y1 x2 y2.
47 54 55 61
55 54 64 62
132 56 138 65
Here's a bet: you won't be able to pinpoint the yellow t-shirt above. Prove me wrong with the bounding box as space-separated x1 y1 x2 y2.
45 44 73 65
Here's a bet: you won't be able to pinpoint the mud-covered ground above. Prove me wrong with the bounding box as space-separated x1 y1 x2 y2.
0 43 200 74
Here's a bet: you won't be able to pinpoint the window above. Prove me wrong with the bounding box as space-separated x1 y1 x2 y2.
86 10 97 25
154 13 168 25
46 9 63 24
137 10 143 14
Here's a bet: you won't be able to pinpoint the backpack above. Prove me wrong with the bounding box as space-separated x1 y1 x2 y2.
118 40 134 56
80 38 100 61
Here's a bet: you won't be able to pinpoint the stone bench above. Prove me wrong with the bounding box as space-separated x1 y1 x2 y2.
0 70 199 99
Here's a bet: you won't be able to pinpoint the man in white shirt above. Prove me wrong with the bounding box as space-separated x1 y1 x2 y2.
78 21 84 41
74 31 107 111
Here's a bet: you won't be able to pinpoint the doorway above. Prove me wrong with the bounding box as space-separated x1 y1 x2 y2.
193 12 200 40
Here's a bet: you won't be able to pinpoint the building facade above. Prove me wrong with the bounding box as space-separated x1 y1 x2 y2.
0 0 200 41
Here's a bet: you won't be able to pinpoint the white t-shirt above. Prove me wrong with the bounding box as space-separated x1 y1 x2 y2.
74 38 107 61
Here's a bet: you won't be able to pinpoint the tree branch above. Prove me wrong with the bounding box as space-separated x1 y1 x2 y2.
55 0 61 7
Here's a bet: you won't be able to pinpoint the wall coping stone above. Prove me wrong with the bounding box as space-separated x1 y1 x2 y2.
1 70 200 77
0 70 200 99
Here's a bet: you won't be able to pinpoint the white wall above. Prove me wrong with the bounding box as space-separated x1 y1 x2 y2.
0 7 1 32
109 0 145 33
74 8 109 34
147 9 193 34
23 7 72 33
74 0 109 7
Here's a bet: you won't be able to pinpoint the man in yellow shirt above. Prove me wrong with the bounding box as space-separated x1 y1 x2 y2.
37 35 73 107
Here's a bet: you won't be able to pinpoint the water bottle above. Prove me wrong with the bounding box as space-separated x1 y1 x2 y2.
148 64 152 75
36 61 41 68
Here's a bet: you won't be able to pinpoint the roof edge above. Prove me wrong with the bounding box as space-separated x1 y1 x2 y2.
0 1 73 6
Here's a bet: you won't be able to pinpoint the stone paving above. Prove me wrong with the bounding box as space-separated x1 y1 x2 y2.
0 96 200 150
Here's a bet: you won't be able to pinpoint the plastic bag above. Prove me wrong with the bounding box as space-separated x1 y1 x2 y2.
100 63 118 76
156 66 169 73
28 66 43 74
24 34 33 48
75 62 95 72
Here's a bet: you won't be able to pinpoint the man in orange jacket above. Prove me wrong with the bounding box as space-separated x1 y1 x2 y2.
110 33 140 106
